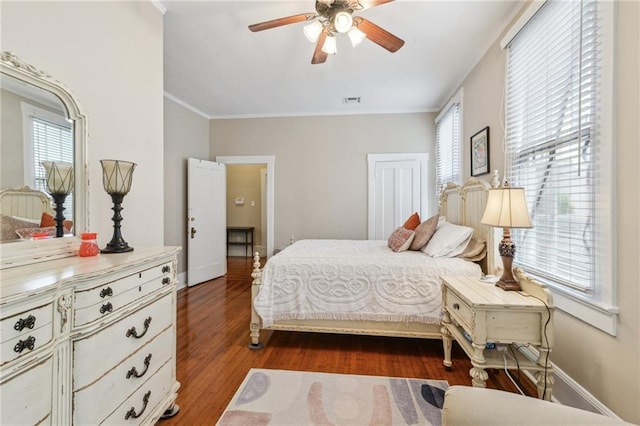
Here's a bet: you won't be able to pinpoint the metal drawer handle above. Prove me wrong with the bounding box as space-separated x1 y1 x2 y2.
126 353 152 379
162 265 170 273
453 303 460 310
100 302 113 314
124 390 151 420
14 336 36 353
14 314 36 331
126 317 152 339
162 277 171 285
100 287 113 298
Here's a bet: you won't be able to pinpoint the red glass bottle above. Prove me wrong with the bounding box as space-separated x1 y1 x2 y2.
79 233 99 257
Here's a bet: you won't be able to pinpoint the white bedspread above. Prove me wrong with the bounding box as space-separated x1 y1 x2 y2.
254 239 482 328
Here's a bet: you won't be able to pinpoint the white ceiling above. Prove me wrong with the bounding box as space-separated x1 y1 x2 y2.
162 1 523 119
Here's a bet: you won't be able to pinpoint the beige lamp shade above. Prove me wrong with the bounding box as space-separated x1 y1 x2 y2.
41 161 74 195
481 186 533 228
100 160 137 195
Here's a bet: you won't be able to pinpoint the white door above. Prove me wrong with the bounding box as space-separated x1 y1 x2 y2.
187 158 226 286
368 154 428 240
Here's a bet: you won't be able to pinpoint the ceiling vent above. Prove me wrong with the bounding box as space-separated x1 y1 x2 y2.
342 96 361 104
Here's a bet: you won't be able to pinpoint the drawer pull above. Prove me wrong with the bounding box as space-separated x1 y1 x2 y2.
453 303 460 310
126 317 152 339
124 390 151 420
100 287 113 298
14 336 36 353
126 354 152 379
100 302 113 314
162 265 171 273
162 277 171 285
14 314 36 331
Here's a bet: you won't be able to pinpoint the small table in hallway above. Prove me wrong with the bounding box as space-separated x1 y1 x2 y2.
226 226 254 258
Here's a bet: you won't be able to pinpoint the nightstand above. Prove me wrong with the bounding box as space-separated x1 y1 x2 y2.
441 270 554 400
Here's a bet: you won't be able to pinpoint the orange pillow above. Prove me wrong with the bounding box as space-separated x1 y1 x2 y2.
402 212 421 231
40 212 73 232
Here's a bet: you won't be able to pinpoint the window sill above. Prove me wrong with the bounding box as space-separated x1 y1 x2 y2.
546 283 619 336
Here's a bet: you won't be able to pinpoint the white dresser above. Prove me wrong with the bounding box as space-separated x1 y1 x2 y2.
0 246 180 425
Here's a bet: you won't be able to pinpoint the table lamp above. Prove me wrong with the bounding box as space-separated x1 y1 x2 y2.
100 159 136 253
41 161 74 238
481 182 533 291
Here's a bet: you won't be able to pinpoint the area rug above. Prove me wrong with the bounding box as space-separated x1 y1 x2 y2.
217 368 449 426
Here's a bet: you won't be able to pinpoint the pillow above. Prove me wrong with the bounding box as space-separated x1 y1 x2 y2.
402 212 421 231
15 226 57 240
387 227 415 252
410 214 439 250
422 221 474 257
1 214 40 241
40 212 74 232
459 237 487 261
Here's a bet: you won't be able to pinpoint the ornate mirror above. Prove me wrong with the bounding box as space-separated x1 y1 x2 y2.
0 52 88 267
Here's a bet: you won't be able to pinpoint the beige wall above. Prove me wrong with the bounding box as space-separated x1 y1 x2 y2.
449 2 640 422
226 164 263 248
2 1 165 248
210 113 436 248
164 97 211 273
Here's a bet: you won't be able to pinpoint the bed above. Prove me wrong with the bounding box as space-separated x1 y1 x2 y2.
0 186 57 241
249 178 495 348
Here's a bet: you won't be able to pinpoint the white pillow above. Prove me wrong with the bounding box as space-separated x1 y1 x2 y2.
422 221 474 257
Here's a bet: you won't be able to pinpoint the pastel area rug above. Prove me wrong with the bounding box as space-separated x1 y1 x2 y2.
217 368 449 426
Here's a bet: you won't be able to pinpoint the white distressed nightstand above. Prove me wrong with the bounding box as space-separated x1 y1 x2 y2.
441 270 555 400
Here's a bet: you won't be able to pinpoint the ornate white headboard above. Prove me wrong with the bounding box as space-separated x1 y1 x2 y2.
439 178 495 274
0 186 53 220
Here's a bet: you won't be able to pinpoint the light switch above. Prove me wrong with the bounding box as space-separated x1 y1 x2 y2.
250 201 255 207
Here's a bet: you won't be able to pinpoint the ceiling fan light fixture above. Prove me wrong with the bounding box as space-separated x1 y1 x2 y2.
303 20 324 43
321 35 337 55
347 26 366 47
333 11 353 33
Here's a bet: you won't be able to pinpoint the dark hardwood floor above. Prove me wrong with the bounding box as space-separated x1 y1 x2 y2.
161 257 535 425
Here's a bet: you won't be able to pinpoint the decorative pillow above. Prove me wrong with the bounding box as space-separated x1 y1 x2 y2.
402 212 421 231
15 226 57 240
387 227 415 252
422 221 475 257
459 237 487 261
410 214 439 250
40 212 74 232
1 214 40 241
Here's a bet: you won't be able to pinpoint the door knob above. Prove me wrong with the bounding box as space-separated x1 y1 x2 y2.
191 227 197 239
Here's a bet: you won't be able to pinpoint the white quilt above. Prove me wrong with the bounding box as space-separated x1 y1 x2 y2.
254 239 482 328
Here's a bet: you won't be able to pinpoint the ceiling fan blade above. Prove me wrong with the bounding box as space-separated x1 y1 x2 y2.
356 18 404 52
358 0 395 10
311 29 328 64
248 13 316 32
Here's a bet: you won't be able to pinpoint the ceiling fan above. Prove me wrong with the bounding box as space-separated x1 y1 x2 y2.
248 0 405 65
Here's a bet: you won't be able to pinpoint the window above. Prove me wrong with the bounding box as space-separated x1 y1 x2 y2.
435 90 462 196
23 103 74 219
504 0 616 333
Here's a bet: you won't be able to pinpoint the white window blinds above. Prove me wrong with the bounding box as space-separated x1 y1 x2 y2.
505 0 600 293
435 102 461 196
32 116 74 219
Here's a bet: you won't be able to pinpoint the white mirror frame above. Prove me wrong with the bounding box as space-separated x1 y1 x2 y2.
0 51 88 268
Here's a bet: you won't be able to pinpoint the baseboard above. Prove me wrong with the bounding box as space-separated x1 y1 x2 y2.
517 346 621 419
176 271 186 291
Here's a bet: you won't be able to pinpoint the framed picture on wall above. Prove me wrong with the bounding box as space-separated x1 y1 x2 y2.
470 126 490 176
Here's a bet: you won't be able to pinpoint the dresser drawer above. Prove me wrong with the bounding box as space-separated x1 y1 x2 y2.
74 326 173 423
0 356 53 425
0 303 53 365
73 293 173 390
74 261 174 327
444 289 474 331
101 359 173 426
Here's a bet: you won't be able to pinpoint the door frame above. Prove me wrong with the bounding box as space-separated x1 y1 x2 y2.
216 155 275 257
367 153 429 240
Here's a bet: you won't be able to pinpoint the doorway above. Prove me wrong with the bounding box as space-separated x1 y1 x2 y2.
216 155 275 258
